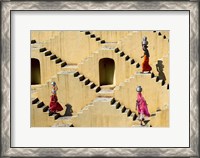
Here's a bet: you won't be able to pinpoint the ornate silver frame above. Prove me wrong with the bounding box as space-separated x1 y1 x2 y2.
1 1 199 157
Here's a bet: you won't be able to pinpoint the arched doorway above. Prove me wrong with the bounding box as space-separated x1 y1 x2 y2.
31 58 41 85
99 58 115 86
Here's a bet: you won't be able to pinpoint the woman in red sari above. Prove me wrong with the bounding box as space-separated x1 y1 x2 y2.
141 37 152 73
49 82 63 113
136 86 150 126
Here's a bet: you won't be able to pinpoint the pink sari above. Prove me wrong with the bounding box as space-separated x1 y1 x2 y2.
136 92 150 117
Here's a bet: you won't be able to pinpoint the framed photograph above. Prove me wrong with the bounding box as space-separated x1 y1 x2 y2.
1 0 199 157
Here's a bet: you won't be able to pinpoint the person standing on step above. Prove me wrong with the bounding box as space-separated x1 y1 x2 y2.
49 82 63 114
141 37 152 73
136 86 150 126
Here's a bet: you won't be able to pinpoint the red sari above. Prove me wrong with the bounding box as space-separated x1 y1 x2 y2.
49 95 63 112
142 55 152 72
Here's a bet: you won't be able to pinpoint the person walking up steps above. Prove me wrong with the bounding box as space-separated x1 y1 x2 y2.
141 37 152 73
49 82 63 115
136 86 150 126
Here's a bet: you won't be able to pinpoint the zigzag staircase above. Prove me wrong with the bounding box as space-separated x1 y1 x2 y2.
119 30 169 85
31 31 168 127
81 31 140 68
81 31 169 89
31 97 73 127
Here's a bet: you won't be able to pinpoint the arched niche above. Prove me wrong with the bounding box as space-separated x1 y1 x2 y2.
31 58 41 85
99 58 115 86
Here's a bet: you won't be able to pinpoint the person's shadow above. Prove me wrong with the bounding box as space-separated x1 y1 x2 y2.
156 60 166 83
63 104 73 116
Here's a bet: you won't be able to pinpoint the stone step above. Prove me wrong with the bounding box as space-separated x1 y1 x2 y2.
54 113 61 120
82 106 89 111
110 98 116 105
43 106 49 112
130 59 135 64
100 40 106 44
136 72 152 76
82 78 90 85
88 103 94 107
100 85 115 90
126 58 132 63
49 54 57 60
55 58 62 64
85 31 90 35
130 112 138 121
44 50 52 56
74 71 80 77
118 105 125 113
32 98 39 104
93 86 101 92
58 71 75 75
132 120 144 127
136 63 140 68
77 111 84 116
96 37 101 41
78 74 85 81
62 65 78 71
60 61 67 67
114 47 120 53
124 109 131 117
113 86 120 91
88 82 95 89
101 43 117 50
49 113 59 119
167 84 169 89
31 40 36 44
94 97 113 103
151 72 155 78
39 47 47 52
97 89 114 97
150 113 156 117
112 101 121 109
52 123 73 127
143 119 151 127
119 51 125 57
124 55 130 61
57 116 72 121
121 106 126 113
37 101 44 108
90 34 96 38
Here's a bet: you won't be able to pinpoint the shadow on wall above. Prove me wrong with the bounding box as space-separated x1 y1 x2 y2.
63 104 73 116
156 60 166 82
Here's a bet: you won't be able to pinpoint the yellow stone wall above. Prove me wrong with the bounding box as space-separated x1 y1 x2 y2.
36 71 97 114
114 73 169 114
31 47 63 84
78 49 138 86
31 31 169 85
31 31 169 127
149 108 169 127
117 31 169 83
31 31 60 44
31 31 102 65
92 31 130 42
71 98 140 127
31 103 57 127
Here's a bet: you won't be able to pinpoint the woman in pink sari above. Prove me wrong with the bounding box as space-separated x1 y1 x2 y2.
136 86 150 126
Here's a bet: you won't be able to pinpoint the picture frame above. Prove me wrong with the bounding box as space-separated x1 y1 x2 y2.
1 0 199 157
